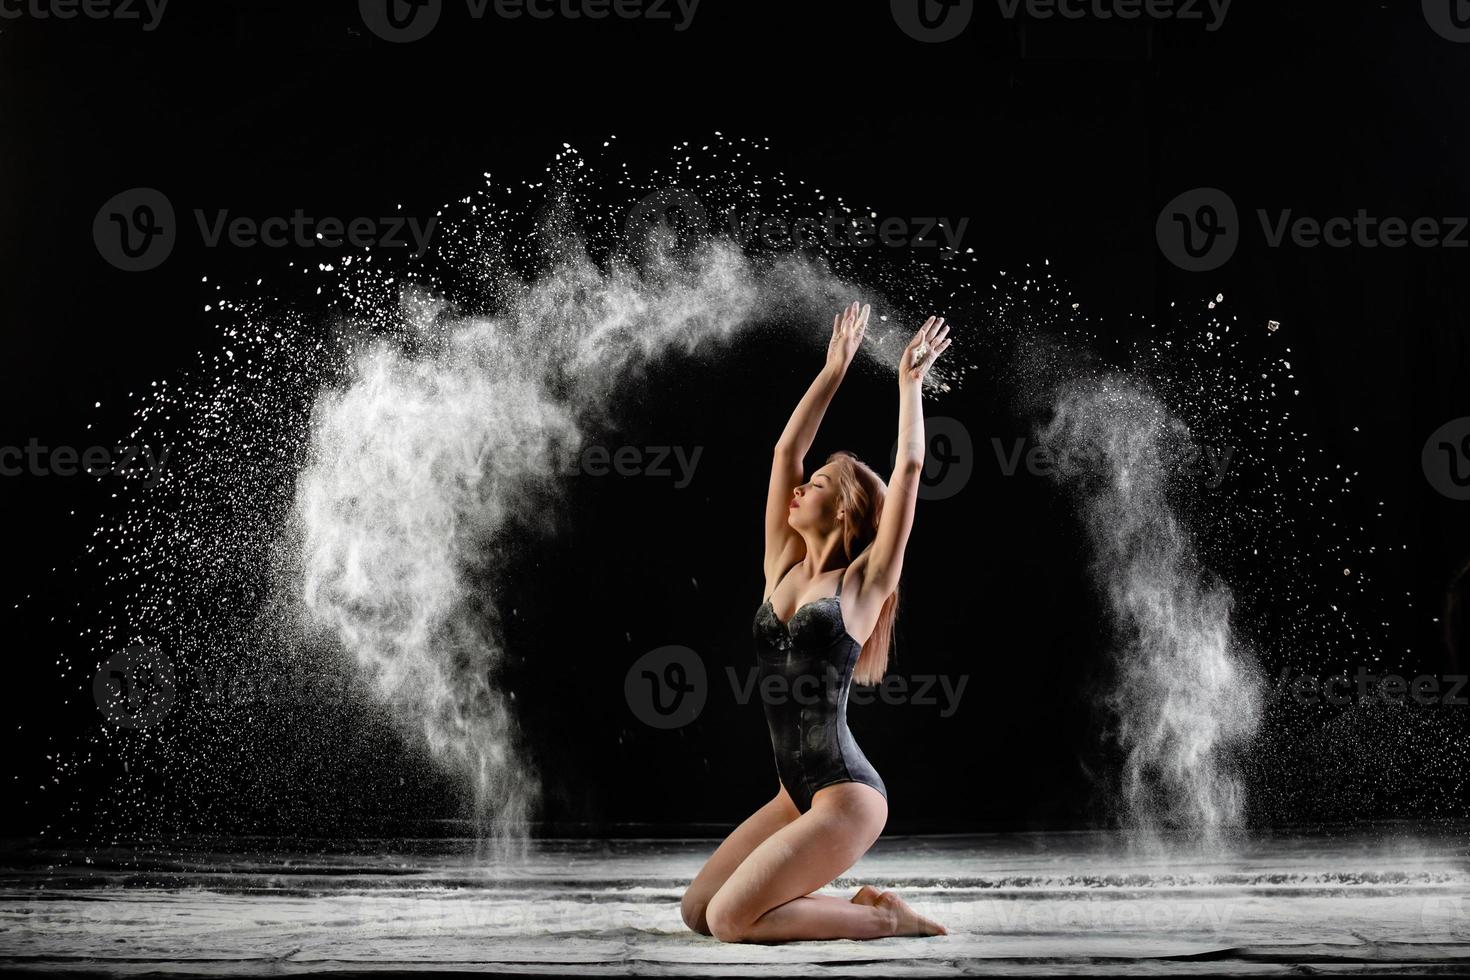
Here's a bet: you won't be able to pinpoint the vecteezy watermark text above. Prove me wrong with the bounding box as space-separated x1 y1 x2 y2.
0 0 167 30
623 645 969 730
1158 187 1470 272
623 188 969 258
726 664 968 717
993 436 1234 487
717 206 969 256
194 209 437 255
1 441 169 487
890 0 1229 43
1257 210 1470 250
961 897 1238 937
1272 667 1469 707
94 187 438 272
491 442 702 488
358 0 699 43
994 0 1231 31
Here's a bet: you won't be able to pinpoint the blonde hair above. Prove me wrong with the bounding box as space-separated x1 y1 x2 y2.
825 450 898 685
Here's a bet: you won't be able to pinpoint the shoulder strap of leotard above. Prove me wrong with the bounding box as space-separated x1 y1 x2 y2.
838 544 875 599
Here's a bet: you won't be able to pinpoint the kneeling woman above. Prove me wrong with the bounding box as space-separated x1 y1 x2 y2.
681 302 951 943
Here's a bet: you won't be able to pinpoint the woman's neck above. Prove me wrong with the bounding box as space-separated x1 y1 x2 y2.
796 529 846 577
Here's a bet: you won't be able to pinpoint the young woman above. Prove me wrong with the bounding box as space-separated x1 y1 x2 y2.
680 301 952 943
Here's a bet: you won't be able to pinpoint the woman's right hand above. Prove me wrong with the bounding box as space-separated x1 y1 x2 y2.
825 301 869 374
899 316 952 384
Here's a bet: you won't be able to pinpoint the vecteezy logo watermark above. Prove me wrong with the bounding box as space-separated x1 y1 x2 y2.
1422 418 1470 501
1420 894 1470 940
1271 667 1469 707
93 645 176 729
994 0 1232 31
359 0 443 42
0 0 169 31
1160 187 1470 271
94 188 438 271
359 0 699 43
625 645 707 729
623 187 710 258
892 415 974 501
1156 187 1239 272
891 0 975 42
0 441 170 487
1423 0 1470 42
93 187 176 272
993 437 1233 487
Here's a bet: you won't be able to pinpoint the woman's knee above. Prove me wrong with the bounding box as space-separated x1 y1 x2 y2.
680 888 712 936
703 894 749 944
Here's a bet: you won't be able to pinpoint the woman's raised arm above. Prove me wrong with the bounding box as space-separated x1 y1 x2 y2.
855 316 952 601
763 302 869 581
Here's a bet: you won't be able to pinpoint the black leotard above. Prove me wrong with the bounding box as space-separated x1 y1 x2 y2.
752 563 888 813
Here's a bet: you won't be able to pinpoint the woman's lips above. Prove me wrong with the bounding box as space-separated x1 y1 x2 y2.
789 499 798 509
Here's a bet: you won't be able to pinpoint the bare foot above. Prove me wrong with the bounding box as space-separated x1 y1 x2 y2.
850 884 885 906
876 890 948 936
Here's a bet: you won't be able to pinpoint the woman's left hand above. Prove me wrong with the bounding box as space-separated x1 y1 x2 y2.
826 301 870 374
899 316 952 383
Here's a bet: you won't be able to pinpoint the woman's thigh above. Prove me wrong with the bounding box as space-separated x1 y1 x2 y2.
704 782 887 936
681 784 800 932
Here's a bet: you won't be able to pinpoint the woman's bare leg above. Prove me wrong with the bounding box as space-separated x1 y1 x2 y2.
704 782 938 943
680 784 800 934
715 884 944 940
731 892 899 940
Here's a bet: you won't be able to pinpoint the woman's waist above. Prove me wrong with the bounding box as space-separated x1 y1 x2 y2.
755 662 855 710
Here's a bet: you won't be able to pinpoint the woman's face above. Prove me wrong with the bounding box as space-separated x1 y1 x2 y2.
787 463 842 533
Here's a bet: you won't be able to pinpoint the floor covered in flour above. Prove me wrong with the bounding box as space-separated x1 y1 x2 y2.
1 827 1467 975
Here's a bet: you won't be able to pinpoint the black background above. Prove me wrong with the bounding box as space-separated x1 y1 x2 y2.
3 0 1468 837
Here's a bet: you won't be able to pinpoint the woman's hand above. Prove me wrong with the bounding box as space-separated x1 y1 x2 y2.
899 316 952 384
825 301 869 374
